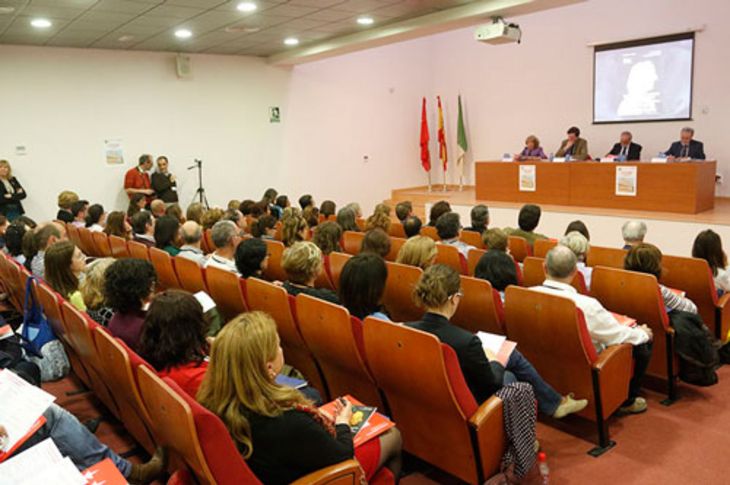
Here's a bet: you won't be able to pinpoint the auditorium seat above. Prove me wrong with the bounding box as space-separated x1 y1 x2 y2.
522 256 588 294
504 286 633 454
149 247 181 291
586 246 627 268
92 231 112 257
296 294 384 409
356 218 367 231
388 221 406 239
467 248 486 276
262 239 288 282
660 254 730 341
66 223 82 249
244 278 327 397
328 252 352 290
2 256 26 312
173 256 209 294
460 230 484 249
383 261 423 322
507 236 531 262
385 236 406 262
435 243 467 275
591 266 677 402
342 231 365 255
202 229 214 254
205 266 248 322
533 239 557 258
77 227 98 257
420 226 439 241
452 276 505 335
109 235 131 259
93 327 157 453
363 317 505 484
127 240 151 261
314 256 335 291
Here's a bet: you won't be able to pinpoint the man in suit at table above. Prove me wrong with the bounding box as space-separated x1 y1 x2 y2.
665 127 706 160
607 131 642 160
555 126 589 160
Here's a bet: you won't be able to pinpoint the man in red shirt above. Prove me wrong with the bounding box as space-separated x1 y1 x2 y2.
124 154 155 204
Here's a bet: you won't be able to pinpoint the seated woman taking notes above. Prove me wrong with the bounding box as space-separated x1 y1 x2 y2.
514 135 547 160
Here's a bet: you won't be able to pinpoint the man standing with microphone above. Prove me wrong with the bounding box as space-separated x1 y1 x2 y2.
151 155 178 204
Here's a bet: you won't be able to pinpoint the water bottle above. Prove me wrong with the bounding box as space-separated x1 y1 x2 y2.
565 154 572 162
548 152 554 162
538 451 549 484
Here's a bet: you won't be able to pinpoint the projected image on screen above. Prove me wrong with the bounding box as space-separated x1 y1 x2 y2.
594 34 694 123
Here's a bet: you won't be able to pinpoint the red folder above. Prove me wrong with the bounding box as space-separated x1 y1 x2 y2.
0 416 46 463
319 395 395 448
82 458 128 484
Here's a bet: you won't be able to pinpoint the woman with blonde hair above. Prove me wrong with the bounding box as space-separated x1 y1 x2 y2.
312 221 342 255
197 312 402 484
186 202 206 225
396 235 437 270
201 207 224 230
281 212 308 248
80 258 115 326
515 135 547 160
365 203 391 233
0 160 27 221
56 190 79 223
282 241 338 304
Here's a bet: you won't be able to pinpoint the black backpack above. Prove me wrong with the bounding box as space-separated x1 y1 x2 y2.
0 332 41 387
668 310 720 386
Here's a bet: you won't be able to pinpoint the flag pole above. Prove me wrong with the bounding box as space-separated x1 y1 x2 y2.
459 174 464 191
428 171 432 192
442 166 447 192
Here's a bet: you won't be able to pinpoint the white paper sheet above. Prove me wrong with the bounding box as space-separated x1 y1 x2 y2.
0 370 55 453
194 291 217 313
476 332 506 356
17 457 86 485
0 438 63 484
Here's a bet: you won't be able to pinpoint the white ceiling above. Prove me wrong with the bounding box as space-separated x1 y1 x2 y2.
0 0 481 57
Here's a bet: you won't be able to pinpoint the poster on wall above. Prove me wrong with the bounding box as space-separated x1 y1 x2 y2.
615 165 637 196
104 138 124 165
269 107 281 123
519 165 536 192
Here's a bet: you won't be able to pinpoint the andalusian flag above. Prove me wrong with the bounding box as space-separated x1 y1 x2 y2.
437 96 447 172
456 95 468 179
420 97 431 172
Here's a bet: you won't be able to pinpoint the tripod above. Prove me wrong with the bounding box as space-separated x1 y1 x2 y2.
188 159 209 208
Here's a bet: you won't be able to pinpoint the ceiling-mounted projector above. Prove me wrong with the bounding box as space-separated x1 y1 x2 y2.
475 19 521 44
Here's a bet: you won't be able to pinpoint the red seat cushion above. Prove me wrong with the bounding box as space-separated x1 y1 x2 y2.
441 344 478 417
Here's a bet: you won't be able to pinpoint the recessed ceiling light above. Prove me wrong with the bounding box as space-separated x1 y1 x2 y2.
30 18 52 29
283 37 299 46
237 2 257 12
357 16 374 25
117 35 134 42
0 6 16 15
175 29 192 39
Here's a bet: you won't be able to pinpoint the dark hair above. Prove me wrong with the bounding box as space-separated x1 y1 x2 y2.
470 204 489 231
395 201 413 222
15 216 36 229
403 216 422 238
131 210 153 235
429 201 451 225
235 238 268 278
252 215 277 238
139 290 208 371
319 200 336 218
250 202 269 218
518 204 541 232
33 223 62 253
474 251 518 291
104 259 156 313
312 221 342 255
361 229 391 258
165 203 184 223
302 206 319 228
44 240 80 297
263 188 278 204
85 204 104 227
624 243 662 279
71 200 88 219
298 194 313 210
435 212 460 240
565 220 590 240
154 215 180 249
275 195 289 209
104 211 129 239
138 154 152 166
5 222 26 257
692 229 727 277
223 208 242 226
239 199 256 216
336 207 359 232
339 253 388 320
567 126 580 137
128 193 145 217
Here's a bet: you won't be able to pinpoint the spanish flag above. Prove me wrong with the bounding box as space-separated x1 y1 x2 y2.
420 97 431 172
437 96 447 172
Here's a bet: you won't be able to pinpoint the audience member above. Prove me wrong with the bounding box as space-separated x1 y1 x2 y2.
127 193 146 218
403 215 422 238
474 251 518 301
139 290 209 397
622 220 647 249
409 264 587 418
251 214 277 239
70 200 89 228
263 188 281 218
282 241 339 304
299 194 314 210
201 207 224 230
692 229 730 293
44 240 86 311
227 199 241 211
365 203 391 232
150 155 178 203
282 211 307 247
235 238 269 279
556 126 588 160
484 229 508 252
124 154 154 204
186 202 206 224
224 208 248 233
302 206 320 228
344 202 362 219
154 215 181 256
56 190 79 223
533 246 653 413
178 221 206 265
197 312 402 483
30 222 66 277
205 220 242 275
0 159 26 221
361 228 391 258
560 231 592 288
239 199 256 216
165 203 185 224
80 258 115 327
339 253 389 320
466 204 489 234
312 221 342 255
105 258 157 350
395 201 413 222
506 204 547 249
624 243 698 314
131 211 155 247
436 212 474 258
150 199 166 218
428 200 451 226
275 194 290 214
336 207 359 232
5 221 27 264
320 200 336 219
85 204 106 232
565 220 590 240
396 235 437 269
103 211 131 240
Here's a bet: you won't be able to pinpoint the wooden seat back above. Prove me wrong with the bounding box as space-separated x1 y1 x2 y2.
388 221 406 239
66 224 82 248
109 235 130 258
587 245 626 268
92 231 112 257
262 239 288 282
205 266 247 322
522 257 587 293
383 261 423 322
507 236 531 262
420 225 439 241
467 248 487 276
202 229 214 254
128 240 151 261
173 256 208 294
533 239 557 258
460 230 484 249
342 231 364 255
327 252 352 290
149 247 181 290
435 243 466 274
452 276 505 334
661 255 718 337
77 228 97 257
385 237 406 262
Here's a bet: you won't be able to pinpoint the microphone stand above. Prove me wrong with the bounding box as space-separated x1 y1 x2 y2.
187 159 209 208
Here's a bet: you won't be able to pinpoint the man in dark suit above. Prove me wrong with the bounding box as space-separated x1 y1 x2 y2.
665 127 706 160
607 131 642 160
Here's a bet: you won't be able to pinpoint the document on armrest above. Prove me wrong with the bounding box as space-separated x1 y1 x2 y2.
477 332 516 366
319 395 395 447
0 370 55 458
194 291 217 313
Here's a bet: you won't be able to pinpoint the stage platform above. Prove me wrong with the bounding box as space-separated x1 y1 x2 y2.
386 185 730 257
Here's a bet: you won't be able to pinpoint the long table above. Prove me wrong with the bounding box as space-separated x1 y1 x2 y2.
474 160 717 214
